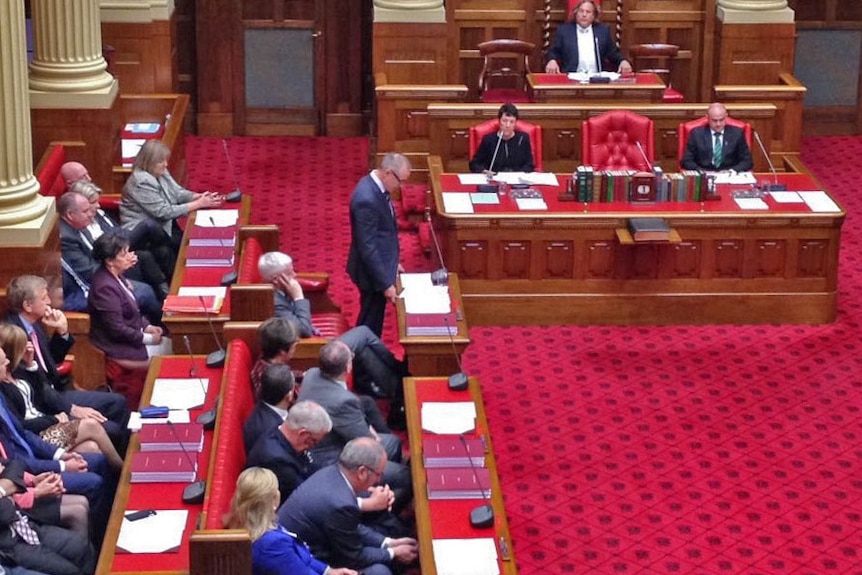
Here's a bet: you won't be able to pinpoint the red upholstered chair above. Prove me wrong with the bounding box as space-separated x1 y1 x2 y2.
477 39 535 104
582 110 655 171
677 116 752 169
468 118 544 172
628 44 684 103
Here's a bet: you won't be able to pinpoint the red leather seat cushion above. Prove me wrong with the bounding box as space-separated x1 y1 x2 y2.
239 237 328 292
312 313 349 338
400 183 427 215
36 145 67 198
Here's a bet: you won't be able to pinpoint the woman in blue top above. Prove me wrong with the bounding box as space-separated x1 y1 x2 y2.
226 467 359 575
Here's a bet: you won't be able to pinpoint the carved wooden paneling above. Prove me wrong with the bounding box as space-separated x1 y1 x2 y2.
501 240 531 279
623 244 660 280
797 239 829 278
713 239 743 278
715 22 796 85
752 240 787 278
458 241 489 279
668 241 700 278
543 240 574 278
373 23 449 85
102 17 178 95
585 240 615 279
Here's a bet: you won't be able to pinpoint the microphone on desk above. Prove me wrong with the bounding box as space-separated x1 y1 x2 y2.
210 216 238 286
459 434 494 529
167 420 207 505
197 295 227 368
221 139 243 203
183 335 217 430
486 131 503 177
424 207 449 287
635 141 653 172
588 36 610 83
753 130 786 191
443 315 468 392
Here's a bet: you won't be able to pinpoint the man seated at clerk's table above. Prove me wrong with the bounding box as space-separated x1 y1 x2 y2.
544 0 632 75
57 191 163 327
4 275 131 454
469 103 535 175
243 364 297 455
296 340 413 514
681 102 753 173
258 251 408 404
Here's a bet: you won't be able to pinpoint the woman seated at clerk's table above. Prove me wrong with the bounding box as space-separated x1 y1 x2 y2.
120 139 224 253
87 230 169 410
0 324 124 470
71 180 177 296
225 467 359 575
469 103 535 175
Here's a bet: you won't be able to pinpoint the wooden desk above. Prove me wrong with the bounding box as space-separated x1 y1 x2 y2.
96 356 223 575
528 72 665 104
165 197 252 355
404 377 517 575
396 273 471 377
428 156 844 326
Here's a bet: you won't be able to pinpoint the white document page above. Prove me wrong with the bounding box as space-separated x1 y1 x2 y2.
117 510 188 553
734 197 769 210
422 402 477 434
127 410 191 431
177 286 227 299
470 192 501 205
195 209 239 227
399 273 451 314
442 193 474 214
150 378 208 410
121 139 146 159
515 197 548 210
798 191 842 213
432 538 499 575
517 172 559 186
769 191 803 203
714 171 756 185
458 173 490 185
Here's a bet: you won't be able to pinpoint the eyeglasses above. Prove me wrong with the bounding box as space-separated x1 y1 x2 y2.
389 170 404 186
364 465 385 480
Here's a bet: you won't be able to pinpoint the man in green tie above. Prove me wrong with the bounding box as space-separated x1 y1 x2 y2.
682 102 753 172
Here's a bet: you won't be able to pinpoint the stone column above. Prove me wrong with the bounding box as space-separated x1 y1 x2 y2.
0 0 54 242
717 0 794 24
29 0 118 107
374 0 445 24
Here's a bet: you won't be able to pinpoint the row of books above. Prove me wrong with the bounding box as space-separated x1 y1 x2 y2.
130 423 203 483
572 166 708 203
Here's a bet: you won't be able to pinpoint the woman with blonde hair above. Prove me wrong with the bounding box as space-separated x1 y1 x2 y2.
0 323 123 469
225 467 358 575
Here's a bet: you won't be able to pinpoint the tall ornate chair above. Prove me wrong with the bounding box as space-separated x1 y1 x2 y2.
477 39 535 103
677 116 753 169
469 118 544 171
581 110 654 171
628 43 684 103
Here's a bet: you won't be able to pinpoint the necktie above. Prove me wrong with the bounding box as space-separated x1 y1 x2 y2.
383 191 395 220
713 132 723 168
12 512 40 545
28 330 47 373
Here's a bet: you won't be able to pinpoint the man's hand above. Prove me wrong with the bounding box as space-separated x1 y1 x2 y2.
397 263 405 274
361 485 394 512
389 538 419 562
33 473 63 498
383 285 397 304
545 59 561 74
619 60 633 75
22 342 36 368
70 405 107 423
328 569 358 575
273 272 304 301
42 306 68 336
61 453 88 473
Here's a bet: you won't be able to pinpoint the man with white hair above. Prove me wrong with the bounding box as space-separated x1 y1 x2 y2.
258 251 407 410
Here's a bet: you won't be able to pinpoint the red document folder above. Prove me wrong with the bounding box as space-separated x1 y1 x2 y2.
138 423 204 452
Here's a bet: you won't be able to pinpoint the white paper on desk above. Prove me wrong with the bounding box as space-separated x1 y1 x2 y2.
769 191 803 203
150 378 208 410
470 192 500 205
714 171 756 185
177 286 228 299
799 191 842 213
121 139 146 159
422 402 476 434
493 172 558 187
432 538 499 575
458 173 490 185
734 197 769 210
127 410 191 431
442 193 474 214
515 197 548 210
195 209 239 227
400 273 433 291
116 510 188 554
402 286 451 314
566 71 620 82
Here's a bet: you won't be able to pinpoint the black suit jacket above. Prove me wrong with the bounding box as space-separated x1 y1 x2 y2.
242 402 283 454
4 314 74 391
546 22 625 73
681 124 753 172
346 174 399 293
278 464 389 570
245 425 312 504
1 367 73 434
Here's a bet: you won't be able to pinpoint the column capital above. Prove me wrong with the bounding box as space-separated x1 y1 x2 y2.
99 0 175 23
374 0 445 23
717 0 794 24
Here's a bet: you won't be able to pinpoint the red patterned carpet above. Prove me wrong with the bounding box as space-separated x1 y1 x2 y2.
186 135 862 575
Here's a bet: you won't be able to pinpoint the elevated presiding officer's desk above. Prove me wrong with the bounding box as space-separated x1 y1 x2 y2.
428 156 844 326
527 72 665 104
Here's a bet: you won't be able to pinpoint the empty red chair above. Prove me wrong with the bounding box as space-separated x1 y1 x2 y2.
582 110 655 171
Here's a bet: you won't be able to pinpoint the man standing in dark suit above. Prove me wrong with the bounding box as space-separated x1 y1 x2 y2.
297 341 412 512
346 153 411 338
278 438 418 575
545 0 632 75
242 364 296 454
682 102 754 172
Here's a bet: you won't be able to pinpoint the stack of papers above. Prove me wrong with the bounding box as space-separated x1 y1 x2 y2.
150 378 209 410
432 539 499 575
400 273 451 314
188 225 237 247
185 245 234 267
162 294 223 315
441 192 474 214
515 197 548 210
130 451 197 483
138 423 204 452
117 510 188 554
196 209 239 227
421 402 476 434
714 171 756 185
